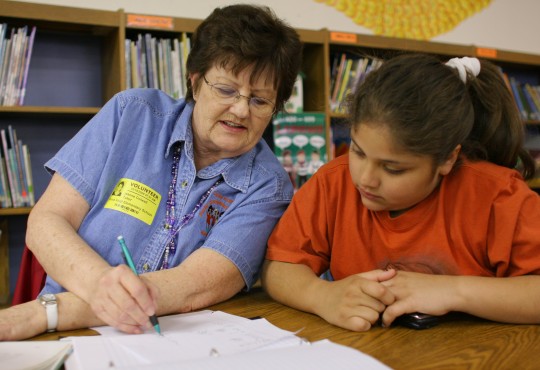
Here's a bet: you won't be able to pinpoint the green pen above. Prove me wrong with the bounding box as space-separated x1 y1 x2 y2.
117 235 162 335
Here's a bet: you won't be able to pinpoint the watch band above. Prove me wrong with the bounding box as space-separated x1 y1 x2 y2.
38 294 58 332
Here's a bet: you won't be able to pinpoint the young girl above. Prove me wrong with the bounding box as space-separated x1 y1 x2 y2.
262 53 540 332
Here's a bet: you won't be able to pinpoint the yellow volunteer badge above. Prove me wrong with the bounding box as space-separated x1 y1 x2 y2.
105 178 161 225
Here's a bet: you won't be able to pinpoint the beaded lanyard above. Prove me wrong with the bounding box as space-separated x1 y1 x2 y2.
160 144 223 270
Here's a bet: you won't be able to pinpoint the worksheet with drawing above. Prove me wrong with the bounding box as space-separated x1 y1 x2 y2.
64 310 391 370
66 310 303 368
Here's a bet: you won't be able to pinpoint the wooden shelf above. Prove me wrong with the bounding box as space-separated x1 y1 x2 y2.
1 1 120 27
0 106 100 115
0 208 32 216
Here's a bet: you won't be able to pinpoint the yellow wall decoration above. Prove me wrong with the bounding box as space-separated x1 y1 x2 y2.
313 0 492 40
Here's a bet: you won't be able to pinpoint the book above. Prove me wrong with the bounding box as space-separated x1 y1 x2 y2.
524 84 540 120
11 127 28 205
0 341 73 370
22 144 35 206
273 112 327 190
0 127 34 207
1 128 18 206
124 39 132 90
336 58 353 111
0 154 10 208
522 83 540 120
285 73 304 113
18 26 36 105
330 53 347 111
0 25 36 106
125 32 190 98
509 77 529 121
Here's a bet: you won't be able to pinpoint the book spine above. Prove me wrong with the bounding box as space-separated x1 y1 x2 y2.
18 25 36 106
130 40 138 88
0 129 17 207
8 147 21 206
0 147 7 208
172 38 181 98
522 84 539 120
12 128 28 206
0 159 12 208
509 77 528 121
330 53 347 111
0 30 14 106
124 39 132 89
22 144 34 206
524 84 540 120
336 58 353 113
180 32 190 96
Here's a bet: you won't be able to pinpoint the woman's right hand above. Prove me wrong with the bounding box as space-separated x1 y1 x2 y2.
315 269 396 332
89 264 160 334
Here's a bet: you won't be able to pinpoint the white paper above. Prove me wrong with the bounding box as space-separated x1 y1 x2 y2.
66 310 302 369
0 341 73 370
64 311 392 370
114 340 392 370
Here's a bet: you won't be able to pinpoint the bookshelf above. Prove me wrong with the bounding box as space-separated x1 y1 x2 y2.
120 13 328 157
325 31 540 190
0 0 123 302
0 0 539 301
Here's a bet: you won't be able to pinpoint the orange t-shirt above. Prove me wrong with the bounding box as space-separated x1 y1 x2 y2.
266 155 540 280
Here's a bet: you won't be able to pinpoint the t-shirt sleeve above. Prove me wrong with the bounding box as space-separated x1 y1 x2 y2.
44 93 124 205
487 175 540 276
202 186 292 290
266 172 332 276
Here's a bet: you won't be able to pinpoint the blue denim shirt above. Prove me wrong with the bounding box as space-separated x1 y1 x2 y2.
41 88 293 294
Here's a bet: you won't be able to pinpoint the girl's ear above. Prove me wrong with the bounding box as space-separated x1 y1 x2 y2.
439 145 461 176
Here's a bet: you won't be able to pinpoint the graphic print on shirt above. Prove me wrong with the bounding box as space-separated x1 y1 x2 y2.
104 178 162 225
199 191 232 236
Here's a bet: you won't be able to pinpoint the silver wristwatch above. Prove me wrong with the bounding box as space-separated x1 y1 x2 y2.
38 293 58 332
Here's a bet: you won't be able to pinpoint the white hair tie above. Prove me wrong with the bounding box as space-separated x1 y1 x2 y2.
445 57 481 83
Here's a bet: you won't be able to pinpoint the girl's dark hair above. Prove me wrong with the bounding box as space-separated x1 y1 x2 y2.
346 53 535 180
185 4 303 113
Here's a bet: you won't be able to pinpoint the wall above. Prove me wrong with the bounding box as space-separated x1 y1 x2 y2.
8 0 540 56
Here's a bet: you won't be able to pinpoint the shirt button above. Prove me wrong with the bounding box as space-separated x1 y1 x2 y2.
181 180 188 188
143 263 150 271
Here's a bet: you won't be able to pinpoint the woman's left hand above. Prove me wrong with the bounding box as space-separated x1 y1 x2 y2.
0 301 46 341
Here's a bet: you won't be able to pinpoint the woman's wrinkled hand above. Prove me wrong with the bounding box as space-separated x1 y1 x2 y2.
89 264 160 334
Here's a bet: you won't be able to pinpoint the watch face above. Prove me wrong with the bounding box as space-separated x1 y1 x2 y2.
40 294 57 304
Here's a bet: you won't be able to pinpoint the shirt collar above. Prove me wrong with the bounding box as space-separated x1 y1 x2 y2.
165 100 255 194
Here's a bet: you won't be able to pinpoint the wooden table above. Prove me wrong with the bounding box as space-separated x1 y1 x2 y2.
35 287 540 369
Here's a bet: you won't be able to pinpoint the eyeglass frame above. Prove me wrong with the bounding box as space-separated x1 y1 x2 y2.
202 76 276 118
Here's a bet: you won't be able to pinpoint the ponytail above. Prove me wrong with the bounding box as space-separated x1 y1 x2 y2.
463 60 536 180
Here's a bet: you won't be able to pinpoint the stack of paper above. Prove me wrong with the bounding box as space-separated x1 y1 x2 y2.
63 310 391 370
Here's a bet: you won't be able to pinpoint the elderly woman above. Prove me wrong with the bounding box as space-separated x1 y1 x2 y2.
1 4 302 340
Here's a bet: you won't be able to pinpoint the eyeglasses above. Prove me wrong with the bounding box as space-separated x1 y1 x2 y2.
203 76 276 118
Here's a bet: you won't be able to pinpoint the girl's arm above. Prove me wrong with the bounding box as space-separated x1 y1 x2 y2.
381 272 540 326
262 260 396 331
